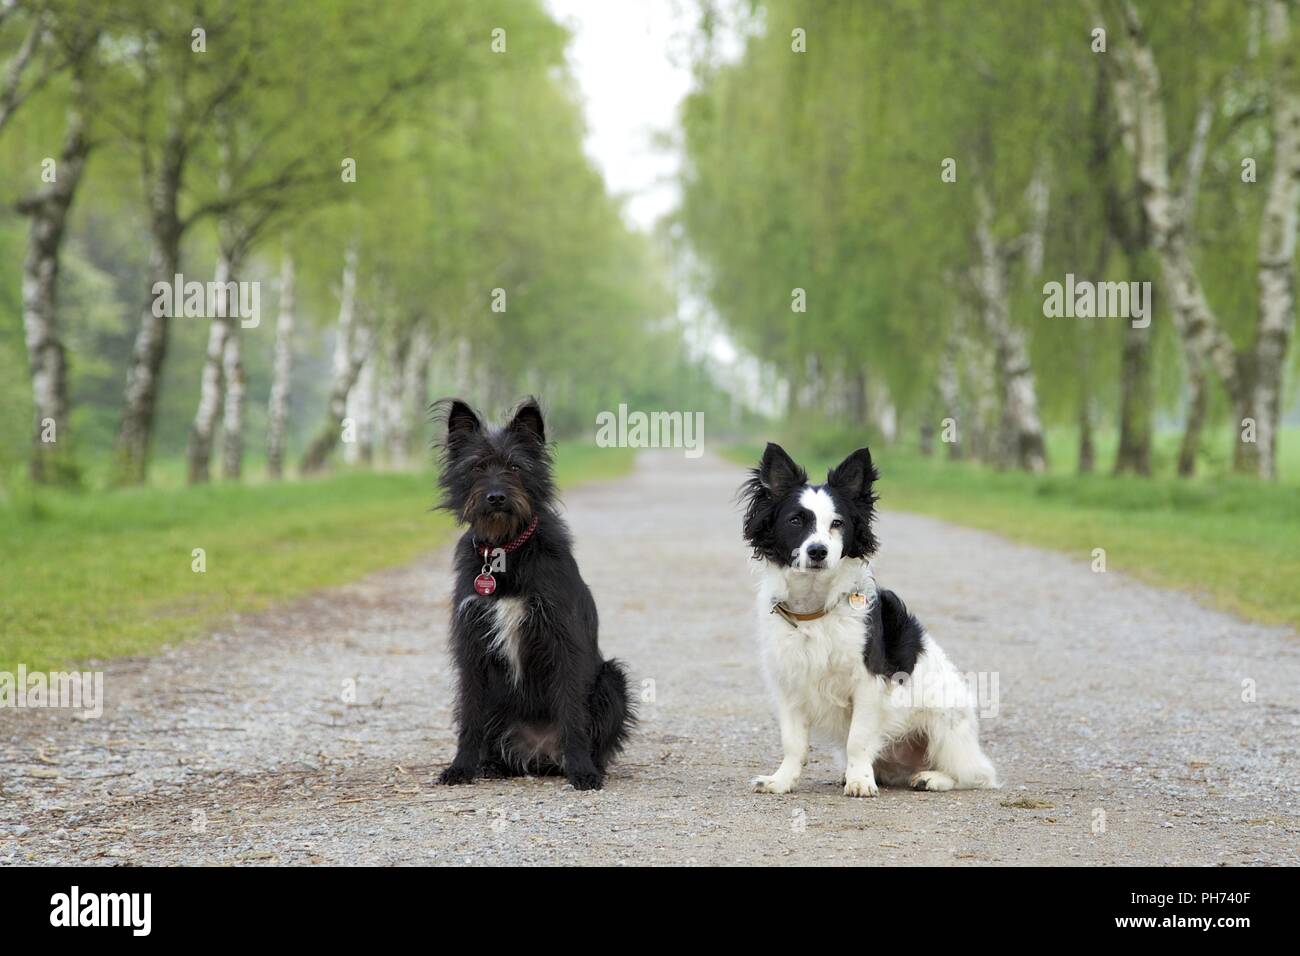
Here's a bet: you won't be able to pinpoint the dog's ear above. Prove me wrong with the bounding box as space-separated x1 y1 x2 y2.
738 443 806 553
508 397 545 444
757 442 806 498
827 447 879 502
828 447 880 558
445 399 482 439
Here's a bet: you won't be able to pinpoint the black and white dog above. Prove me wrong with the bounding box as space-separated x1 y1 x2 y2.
435 398 634 791
740 443 998 797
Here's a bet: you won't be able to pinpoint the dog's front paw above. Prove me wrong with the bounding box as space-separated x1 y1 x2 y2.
438 765 476 786
566 769 604 791
843 775 879 798
751 774 795 795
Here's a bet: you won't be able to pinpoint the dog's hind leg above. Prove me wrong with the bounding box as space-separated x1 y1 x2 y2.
590 659 635 774
873 734 929 788
920 713 999 790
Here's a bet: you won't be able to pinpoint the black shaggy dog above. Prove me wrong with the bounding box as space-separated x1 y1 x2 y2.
434 397 634 791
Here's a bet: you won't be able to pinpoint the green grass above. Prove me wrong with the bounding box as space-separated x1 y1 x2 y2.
724 429 1300 632
0 443 634 674
1040 423 1300 485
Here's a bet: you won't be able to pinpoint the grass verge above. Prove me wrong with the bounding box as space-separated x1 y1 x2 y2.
0 443 634 674
724 437 1300 632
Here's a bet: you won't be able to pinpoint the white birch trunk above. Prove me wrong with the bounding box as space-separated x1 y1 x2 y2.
937 338 962 460
1247 0 1300 478
115 129 185 484
961 333 1000 463
220 324 245 479
301 245 373 474
345 350 375 465
186 317 231 483
185 243 238 484
266 253 296 479
404 326 433 462
869 379 897 443
453 337 473 396
380 330 422 467
17 87 89 483
0 13 43 138
973 186 1047 472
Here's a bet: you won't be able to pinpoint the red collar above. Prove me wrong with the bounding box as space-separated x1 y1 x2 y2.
476 514 539 560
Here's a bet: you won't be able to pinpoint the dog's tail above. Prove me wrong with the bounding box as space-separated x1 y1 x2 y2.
591 658 636 772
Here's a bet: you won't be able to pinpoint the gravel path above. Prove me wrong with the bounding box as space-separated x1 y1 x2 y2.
2 451 1297 866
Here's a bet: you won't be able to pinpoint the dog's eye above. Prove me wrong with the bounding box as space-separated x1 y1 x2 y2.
830 519 843 530
788 515 803 526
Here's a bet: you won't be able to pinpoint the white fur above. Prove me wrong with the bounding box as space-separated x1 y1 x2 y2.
487 596 528 686
749 496 999 797
792 488 843 569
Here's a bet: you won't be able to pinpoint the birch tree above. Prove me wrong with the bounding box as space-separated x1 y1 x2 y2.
681 0 1066 469
300 244 371 475
1102 77 1156 477
115 0 487 484
185 111 243 484
1 0 710 490
1096 0 1300 478
265 249 295 479
972 178 1050 473
10 14 96 483
108 0 255 484
0 0 54 138
1247 0 1300 479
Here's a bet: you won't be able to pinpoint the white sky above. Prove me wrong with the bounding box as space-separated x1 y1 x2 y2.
543 0 783 408
544 0 696 232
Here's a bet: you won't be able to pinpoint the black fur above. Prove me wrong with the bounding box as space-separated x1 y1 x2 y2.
432 397 634 791
739 442 922 678
866 587 925 678
825 447 880 559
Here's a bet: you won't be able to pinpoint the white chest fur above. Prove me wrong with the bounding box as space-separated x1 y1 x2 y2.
761 606 868 724
487 596 528 684
755 559 876 733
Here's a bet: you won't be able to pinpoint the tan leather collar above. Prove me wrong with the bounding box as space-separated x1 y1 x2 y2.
771 590 870 628
771 602 830 627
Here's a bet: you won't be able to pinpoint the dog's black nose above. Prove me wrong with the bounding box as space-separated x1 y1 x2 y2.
486 491 507 507
807 544 828 562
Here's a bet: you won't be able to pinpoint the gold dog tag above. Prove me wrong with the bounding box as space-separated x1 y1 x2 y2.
849 591 867 610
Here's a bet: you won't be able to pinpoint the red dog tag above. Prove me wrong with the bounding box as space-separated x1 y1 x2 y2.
474 572 497 596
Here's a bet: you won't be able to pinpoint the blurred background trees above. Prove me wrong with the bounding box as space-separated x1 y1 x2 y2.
1 0 1297 497
679 0 1300 479
0 0 730 492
